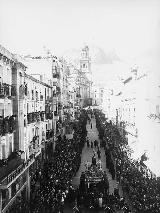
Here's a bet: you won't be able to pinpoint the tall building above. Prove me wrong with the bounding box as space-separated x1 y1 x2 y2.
0 46 56 213
80 46 92 103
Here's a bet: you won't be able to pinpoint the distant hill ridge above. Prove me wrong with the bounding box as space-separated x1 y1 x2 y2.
62 45 121 66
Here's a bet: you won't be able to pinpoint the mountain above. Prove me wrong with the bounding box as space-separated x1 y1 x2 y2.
62 45 121 66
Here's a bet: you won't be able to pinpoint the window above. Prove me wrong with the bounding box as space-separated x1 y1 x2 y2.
32 90 34 100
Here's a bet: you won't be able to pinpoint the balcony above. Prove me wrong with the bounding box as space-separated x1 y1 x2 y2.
0 153 36 187
46 112 53 120
40 111 45 121
46 129 54 140
0 115 16 136
0 83 15 99
27 112 45 124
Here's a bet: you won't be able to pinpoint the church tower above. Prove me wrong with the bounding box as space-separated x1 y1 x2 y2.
80 45 91 79
80 45 92 103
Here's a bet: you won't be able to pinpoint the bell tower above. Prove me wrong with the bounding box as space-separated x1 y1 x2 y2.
80 45 91 78
80 45 92 103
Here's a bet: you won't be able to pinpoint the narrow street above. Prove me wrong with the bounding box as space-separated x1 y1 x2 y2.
64 115 124 213
71 115 118 195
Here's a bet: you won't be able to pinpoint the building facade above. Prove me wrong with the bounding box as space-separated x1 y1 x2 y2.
103 66 160 176
0 46 55 213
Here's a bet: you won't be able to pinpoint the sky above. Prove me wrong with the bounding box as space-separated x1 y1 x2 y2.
0 0 159 55
0 0 160 82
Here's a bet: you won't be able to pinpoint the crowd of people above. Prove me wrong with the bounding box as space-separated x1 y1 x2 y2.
94 110 116 180
29 110 89 212
94 109 160 213
7 108 160 213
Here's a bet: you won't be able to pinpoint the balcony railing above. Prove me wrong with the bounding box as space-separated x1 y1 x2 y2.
0 153 36 186
0 115 16 136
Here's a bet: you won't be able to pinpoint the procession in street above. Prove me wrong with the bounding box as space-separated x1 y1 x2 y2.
1 0 160 212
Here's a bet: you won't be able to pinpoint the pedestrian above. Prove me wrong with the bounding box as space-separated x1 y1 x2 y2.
87 140 90 148
90 123 92 129
92 154 96 166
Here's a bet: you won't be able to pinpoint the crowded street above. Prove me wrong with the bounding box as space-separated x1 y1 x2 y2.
71 115 117 194
1 1 160 212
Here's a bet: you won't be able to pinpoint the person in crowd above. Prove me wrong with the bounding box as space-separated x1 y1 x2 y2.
92 153 96 166
94 109 160 213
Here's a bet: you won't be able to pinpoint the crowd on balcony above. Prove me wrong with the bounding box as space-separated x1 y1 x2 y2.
94 109 160 213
